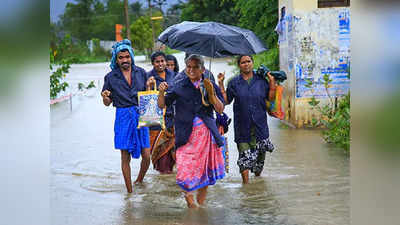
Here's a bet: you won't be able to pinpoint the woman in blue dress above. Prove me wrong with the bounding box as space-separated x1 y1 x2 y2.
217 55 276 184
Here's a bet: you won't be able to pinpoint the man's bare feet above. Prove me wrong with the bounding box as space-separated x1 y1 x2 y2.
184 192 198 209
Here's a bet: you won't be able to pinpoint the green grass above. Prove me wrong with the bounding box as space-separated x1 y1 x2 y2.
72 55 110 64
164 47 181 55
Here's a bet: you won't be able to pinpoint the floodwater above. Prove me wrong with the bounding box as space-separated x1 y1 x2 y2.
51 53 349 225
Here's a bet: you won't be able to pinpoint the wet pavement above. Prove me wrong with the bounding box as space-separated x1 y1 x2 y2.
51 53 349 225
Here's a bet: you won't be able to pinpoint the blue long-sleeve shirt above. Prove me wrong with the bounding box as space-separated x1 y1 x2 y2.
226 74 271 143
164 75 225 149
101 66 147 108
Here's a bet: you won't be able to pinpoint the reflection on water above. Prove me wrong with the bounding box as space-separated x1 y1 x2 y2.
51 61 349 225
110 174 298 225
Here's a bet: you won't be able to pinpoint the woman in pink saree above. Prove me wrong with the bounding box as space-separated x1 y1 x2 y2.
157 54 226 208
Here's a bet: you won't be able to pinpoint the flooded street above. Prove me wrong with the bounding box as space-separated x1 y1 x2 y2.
51 53 349 225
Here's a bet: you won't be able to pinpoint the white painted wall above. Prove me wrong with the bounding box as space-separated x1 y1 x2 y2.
277 0 350 127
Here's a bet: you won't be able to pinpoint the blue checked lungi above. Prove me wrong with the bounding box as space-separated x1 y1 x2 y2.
114 106 150 158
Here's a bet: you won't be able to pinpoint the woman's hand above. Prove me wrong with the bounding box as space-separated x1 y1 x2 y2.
266 72 276 88
267 72 277 101
146 76 156 90
158 82 168 93
218 125 224 135
217 72 225 85
157 82 168 108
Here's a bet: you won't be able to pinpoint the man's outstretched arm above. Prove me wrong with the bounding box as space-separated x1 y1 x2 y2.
101 90 112 106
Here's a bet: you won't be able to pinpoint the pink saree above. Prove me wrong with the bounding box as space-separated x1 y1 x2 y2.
176 117 225 192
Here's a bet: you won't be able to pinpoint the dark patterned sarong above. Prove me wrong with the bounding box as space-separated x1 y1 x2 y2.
236 127 274 174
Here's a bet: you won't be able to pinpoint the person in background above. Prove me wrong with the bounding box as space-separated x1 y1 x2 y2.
166 54 179 77
146 51 176 174
101 39 150 193
217 55 276 184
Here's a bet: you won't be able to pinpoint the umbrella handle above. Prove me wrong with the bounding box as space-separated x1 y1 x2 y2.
209 57 212 73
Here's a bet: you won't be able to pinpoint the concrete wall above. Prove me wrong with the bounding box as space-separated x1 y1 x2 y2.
99 40 116 52
87 40 116 53
278 0 350 127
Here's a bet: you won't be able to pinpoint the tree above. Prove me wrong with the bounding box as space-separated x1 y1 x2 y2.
164 2 183 28
234 0 278 48
124 0 131 39
234 0 279 70
130 2 144 21
129 12 163 56
60 0 125 41
180 0 238 25
91 1 113 40
153 0 167 15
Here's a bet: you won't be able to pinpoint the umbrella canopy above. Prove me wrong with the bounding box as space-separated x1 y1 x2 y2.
158 21 267 58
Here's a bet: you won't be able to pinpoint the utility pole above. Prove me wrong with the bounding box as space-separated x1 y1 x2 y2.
148 0 155 52
124 0 130 40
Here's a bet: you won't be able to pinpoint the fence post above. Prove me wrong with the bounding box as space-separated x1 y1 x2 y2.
69 94 72 112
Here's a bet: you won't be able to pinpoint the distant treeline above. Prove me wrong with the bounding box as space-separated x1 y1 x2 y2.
51 0 279 69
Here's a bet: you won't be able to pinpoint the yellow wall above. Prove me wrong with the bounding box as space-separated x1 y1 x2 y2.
293 0 317 12
279 0 317 14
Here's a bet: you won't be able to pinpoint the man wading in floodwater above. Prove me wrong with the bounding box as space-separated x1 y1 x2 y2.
101 39 151 193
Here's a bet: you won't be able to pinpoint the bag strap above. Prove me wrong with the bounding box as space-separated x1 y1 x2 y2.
153 82 157 92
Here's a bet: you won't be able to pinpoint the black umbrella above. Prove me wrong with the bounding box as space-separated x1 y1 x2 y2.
158 21 267 58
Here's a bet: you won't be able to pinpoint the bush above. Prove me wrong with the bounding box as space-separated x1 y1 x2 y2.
50 48 70 100
321 93 350 150
306 74 350 151
253 47 279 71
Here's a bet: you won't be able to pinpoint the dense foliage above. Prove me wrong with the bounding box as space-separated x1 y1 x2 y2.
180 0 279 70
55 0 279 68
127 11 163 56
56 0 180 42
60 0 126 41
180 0 238 25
